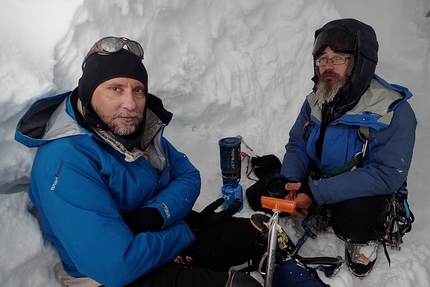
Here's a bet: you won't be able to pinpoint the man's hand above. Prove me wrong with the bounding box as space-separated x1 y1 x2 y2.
284 182 313 218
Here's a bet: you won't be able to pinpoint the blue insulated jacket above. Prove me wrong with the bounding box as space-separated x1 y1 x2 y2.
281 75 416 204
15 91 200 287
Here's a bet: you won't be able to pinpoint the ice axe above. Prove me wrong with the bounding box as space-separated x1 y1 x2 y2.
257 196 344 287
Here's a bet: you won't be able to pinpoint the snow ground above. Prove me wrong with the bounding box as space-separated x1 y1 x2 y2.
1 0 430 286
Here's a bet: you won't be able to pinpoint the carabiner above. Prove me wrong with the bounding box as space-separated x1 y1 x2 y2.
361 139 368 159
354 151 363 160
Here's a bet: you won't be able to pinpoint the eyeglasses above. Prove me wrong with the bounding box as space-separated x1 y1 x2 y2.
315 55 351 67
82 36 144 68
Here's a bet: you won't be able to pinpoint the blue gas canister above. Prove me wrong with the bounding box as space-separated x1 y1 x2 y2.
221 183 243 212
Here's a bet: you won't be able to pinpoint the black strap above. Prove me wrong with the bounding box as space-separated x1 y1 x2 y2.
381 238 391 267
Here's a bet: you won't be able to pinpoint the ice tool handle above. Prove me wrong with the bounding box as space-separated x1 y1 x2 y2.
261 196 296 213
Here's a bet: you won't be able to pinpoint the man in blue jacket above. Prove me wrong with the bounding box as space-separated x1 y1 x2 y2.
246 18 417 278
15 37 264 287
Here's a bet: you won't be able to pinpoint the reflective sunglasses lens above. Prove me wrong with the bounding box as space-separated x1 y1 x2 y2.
100 37 124 53
128 41 144 58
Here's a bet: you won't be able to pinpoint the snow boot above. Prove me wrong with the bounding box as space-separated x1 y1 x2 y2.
345 241 378 277
225 270 261 287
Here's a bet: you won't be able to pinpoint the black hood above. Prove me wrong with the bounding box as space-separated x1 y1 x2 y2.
312 18 379 115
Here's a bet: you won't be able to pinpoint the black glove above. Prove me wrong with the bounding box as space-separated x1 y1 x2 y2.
251 155 281 179
184 198 241 232
122 207 164 236
296 182 316 203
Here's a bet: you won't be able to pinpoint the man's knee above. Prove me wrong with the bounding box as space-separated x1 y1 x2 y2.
330 194 390 243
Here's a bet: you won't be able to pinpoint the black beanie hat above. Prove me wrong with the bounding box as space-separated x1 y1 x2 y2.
78 49 148 110
76 48 149 152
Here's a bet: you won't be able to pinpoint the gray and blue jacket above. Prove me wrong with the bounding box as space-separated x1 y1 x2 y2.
281 75 416 204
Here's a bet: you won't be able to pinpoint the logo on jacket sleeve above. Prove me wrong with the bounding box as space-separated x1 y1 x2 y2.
50 161 64 191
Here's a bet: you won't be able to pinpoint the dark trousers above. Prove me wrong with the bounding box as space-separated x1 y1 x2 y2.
330 194 390 243
126 217 265 287
246 172 390 243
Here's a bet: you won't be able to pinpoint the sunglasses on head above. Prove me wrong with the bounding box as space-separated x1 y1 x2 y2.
82 36 144 69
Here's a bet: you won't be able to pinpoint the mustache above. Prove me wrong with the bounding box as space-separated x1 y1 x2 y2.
321 71 341 79
112 111 143 120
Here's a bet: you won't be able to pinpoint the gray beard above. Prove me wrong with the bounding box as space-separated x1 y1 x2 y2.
91 101 143 136
315 80 344 108
314 58 353 109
